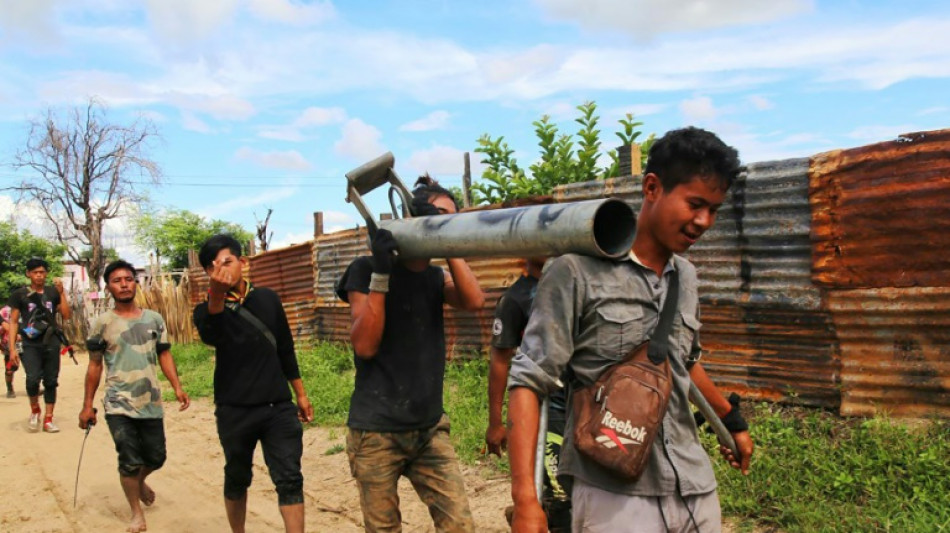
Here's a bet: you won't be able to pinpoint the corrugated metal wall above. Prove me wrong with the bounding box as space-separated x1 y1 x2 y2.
810 129 950 417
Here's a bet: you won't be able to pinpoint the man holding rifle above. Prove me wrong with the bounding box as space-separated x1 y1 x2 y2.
6 257 71 433
507 127 755 533
337 175 485 532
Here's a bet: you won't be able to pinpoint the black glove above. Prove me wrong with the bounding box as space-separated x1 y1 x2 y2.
411 197 441 217
370 228 398 274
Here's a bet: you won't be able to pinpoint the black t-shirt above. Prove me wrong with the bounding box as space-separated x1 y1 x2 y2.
491 275 538 350
491 274 567 413
193 287 301 407
337 256 447 432
6 286 61 346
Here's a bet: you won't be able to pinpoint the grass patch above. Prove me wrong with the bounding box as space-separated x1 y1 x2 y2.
166 341 950 532
707 402 950 533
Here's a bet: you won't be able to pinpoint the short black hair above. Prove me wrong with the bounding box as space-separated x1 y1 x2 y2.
644 127 741 192
412 174 459 211
198 234 243 269
103 260 136 284
25 257 49 272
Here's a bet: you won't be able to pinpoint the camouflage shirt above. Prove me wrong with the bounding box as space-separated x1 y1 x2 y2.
89 309 169 419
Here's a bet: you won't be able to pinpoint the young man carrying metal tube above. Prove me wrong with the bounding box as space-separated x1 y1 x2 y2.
336 176 485 532
507 127 755 533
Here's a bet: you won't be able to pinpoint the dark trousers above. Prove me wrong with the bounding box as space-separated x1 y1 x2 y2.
106 415 167 476
215 401 304 506
20 342 59 404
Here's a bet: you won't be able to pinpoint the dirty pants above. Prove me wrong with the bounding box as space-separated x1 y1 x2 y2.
346 414 475 533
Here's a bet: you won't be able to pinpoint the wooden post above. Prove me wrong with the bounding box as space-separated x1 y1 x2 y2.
462 152 472 208
314 212 324 237
247 239 256 256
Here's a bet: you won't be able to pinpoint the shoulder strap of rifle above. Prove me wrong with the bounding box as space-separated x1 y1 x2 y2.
647 270 680 365
226 302 278 350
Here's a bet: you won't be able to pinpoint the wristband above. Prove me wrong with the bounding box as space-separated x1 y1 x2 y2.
720 393 748 433
369 273 390 293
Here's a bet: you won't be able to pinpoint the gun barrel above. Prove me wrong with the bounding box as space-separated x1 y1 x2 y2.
379 198 635 260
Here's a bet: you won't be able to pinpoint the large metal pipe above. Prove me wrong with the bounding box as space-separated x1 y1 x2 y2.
378 198 636 260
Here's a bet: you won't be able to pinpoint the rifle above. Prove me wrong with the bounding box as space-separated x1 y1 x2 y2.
54 329 79 365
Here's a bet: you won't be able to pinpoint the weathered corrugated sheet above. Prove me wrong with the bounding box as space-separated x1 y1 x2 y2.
247 242 316 338
828 287 950 417
315 227 368 306
700 303 839 408
810 129 950 288
738 158 821 310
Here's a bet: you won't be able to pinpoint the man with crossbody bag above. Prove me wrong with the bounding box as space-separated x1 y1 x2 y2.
193 234 314 533
6 257 71 432
507 128 755 533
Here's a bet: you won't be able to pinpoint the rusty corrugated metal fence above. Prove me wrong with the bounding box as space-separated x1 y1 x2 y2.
183 127 949 418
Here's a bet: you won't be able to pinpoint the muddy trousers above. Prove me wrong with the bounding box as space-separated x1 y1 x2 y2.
346 414 475 533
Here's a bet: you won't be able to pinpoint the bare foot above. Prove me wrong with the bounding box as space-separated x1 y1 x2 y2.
140 482 155 506
127 511 147 532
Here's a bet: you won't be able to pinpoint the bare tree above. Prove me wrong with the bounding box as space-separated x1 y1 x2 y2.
255 208 274 252
5 97 161 283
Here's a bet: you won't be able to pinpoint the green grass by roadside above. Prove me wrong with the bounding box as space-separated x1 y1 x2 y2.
165 341 950 533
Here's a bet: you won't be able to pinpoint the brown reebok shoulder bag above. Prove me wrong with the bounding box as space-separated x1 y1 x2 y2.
571 272 679 481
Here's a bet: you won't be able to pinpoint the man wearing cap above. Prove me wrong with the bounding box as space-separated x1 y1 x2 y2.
6 257 71 433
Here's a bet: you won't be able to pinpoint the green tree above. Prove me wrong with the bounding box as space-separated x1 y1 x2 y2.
471 101 654 205
0 222 66 300
132 209 253 270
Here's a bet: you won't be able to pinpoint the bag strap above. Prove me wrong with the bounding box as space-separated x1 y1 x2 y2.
646 270 680 365
225 302 278 350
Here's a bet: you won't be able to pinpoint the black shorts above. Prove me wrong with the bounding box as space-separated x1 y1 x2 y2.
106 415 167 477
215 401 304 506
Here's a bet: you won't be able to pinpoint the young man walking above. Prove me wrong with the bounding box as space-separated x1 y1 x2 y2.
6 257 71 432
193 234 314 533
337 176 485 532
79 260 190 533
507 127 755 533
485 256 572 531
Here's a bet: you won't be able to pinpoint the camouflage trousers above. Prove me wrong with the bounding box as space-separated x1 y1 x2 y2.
346 414 475 533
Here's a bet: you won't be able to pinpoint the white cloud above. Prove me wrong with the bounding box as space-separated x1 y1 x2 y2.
399 110 451 132
268 230 314 250
748 95 774 111
182 111 213 133
918 106 948 116
0 0 63 48
679 96 718 123
199 186 298 218
534 0 813 38
334 118 386 161
259 106 347 141
294 106 347 127
246 0 336 26
234 147 312 170
170 92 256 121
145 0 239 43
406 145 467 176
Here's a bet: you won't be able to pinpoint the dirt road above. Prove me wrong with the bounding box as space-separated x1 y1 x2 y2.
0 353 512 532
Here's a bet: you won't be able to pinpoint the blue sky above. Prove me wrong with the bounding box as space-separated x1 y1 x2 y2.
0 0 948 265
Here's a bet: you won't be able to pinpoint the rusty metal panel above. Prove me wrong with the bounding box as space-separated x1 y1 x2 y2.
315 227 368 306
810 129 950 288
247 242 316 338
737 158 821 310
700 302 840 408
827 287 950 418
